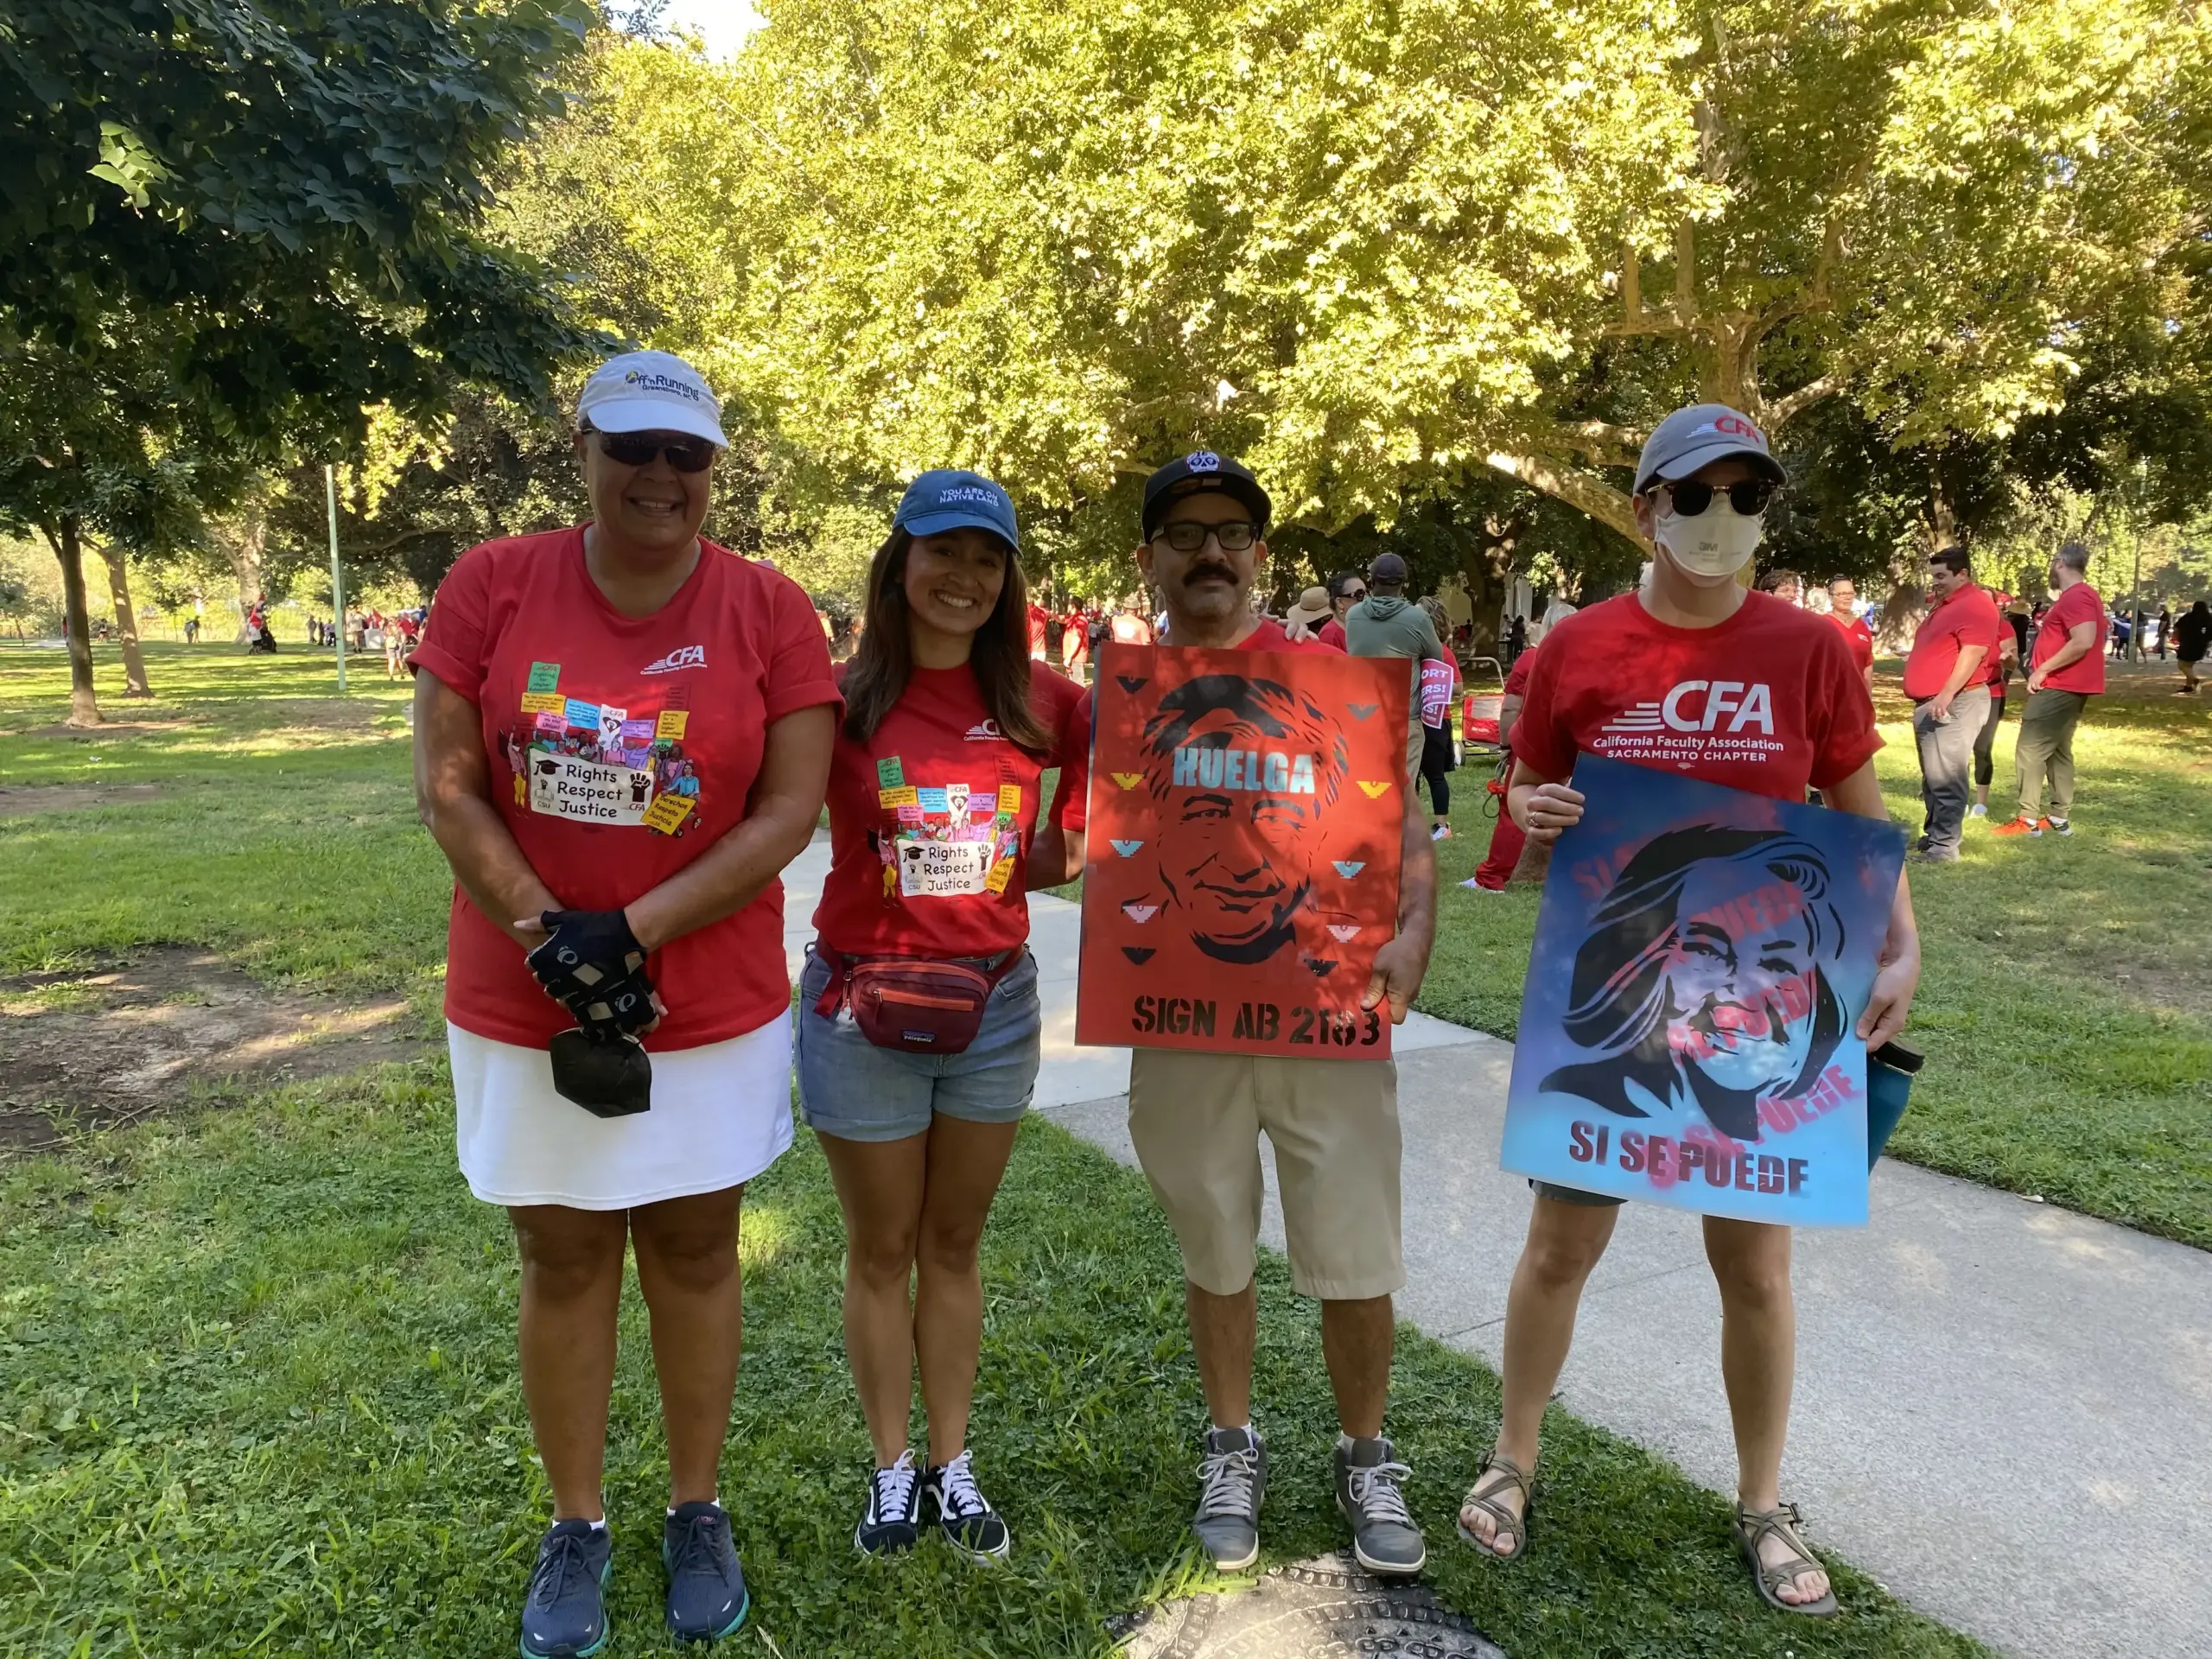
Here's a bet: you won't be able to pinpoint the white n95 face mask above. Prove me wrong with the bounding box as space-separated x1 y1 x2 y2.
1654 504 1764 583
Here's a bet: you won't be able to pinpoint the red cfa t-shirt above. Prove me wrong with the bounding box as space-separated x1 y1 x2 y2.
412 528 841 1050
813 662 1091 958
2031 582 2107 693
1904 583 2000 699
1828 609 1874 674
1515 591 1880 802
1318 617 1347 650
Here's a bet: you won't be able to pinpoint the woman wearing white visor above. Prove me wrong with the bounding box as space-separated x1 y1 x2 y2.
412 350 839 1656
1454 404 1921 1618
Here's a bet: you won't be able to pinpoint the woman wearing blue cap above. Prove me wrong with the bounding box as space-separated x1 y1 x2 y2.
797 471 1091 1560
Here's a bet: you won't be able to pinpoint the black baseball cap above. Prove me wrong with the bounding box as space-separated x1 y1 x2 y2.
1141 450 1274 541
1369 552 1408 584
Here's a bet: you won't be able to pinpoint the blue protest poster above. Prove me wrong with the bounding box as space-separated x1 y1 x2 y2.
1500 754 1908 1226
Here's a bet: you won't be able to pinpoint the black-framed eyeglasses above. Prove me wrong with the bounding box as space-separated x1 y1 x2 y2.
1646 479 1777 518
588 426 717 474
1152 519 1259 553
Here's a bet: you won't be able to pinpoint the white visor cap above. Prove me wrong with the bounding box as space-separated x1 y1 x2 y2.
575 350 728 447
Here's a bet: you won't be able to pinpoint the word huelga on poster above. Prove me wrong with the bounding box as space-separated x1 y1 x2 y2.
1499 754 1907 1225
1076 642 1409 1059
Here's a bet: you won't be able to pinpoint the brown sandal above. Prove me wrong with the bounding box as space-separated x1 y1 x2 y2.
1455 1453 1534 1561
1732 1503 1839 1617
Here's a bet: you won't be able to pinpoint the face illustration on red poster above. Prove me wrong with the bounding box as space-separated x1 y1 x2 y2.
1076 643 1409 1058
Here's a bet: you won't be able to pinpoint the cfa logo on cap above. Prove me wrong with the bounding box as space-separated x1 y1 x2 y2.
1700 414 1767 448
1185 450 1222 473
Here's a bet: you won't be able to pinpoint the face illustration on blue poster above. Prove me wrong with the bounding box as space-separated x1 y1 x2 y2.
1501 755 1906 1225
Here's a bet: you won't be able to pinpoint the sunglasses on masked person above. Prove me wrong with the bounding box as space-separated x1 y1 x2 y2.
1644 479 1779 518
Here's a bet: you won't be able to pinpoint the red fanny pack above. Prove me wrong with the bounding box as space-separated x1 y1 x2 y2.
811 945 1017 1055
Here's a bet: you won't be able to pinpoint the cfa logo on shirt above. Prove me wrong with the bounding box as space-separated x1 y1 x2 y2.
964 720 1001 742
1603 681 1777 735
641 645 707 675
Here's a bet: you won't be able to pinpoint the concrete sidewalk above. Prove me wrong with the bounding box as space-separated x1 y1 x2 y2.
779 839 2212 1659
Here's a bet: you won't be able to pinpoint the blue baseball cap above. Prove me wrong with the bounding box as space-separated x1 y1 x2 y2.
892 470 1020 551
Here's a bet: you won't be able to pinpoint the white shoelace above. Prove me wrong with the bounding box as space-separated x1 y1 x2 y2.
872 1452 918 1520
1348 1460 1416 1527
936 1450 992 1518
1198 1443 1261 1520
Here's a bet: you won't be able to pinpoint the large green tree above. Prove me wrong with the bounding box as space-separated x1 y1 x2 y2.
626 0 2210 589
0 0 596 721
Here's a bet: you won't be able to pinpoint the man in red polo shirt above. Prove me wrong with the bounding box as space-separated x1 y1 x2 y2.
1901 546 1996 862
1996 541 2107 837
1826 575 1875 693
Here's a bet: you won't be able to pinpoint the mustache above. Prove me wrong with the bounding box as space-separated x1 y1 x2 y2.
1182 563 1237 586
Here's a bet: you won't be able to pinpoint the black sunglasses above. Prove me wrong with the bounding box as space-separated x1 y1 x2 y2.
1153 519 1260 553
1647 479 1777 518
1341 586 1368 601
590 428 718 474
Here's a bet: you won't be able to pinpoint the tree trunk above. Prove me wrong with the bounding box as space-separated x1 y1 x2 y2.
99 543 152 697
1455 512 1523 660
224 503 267 643
46 518 101 727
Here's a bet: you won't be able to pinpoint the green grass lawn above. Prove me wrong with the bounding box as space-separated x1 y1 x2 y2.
1421 673 2212 1248
0 639 2102 1656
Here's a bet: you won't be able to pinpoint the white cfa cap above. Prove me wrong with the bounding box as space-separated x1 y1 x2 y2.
575 350 728 447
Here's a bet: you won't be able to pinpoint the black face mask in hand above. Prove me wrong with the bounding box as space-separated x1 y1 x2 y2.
526 910 658 1116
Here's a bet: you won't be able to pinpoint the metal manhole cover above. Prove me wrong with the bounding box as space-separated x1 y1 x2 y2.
1109 1553 1505 1658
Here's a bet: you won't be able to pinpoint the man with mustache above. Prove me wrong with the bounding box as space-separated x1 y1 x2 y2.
1123 451 1439 1579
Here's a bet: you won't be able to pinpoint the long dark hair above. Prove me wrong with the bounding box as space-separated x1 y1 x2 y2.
840 526 1052 749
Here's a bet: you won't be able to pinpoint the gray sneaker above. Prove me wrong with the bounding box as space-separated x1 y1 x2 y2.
1335 1433 1426 1575
1192 1426 1267 1570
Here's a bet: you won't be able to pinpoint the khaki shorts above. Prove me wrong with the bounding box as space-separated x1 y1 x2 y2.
1127 1048 1404 1301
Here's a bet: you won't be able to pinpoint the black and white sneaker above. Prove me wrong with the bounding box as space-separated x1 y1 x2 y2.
855 1450 922 1555
923 1450 1011 1561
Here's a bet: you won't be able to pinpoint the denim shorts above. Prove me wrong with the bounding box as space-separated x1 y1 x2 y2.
796 945 1042 1142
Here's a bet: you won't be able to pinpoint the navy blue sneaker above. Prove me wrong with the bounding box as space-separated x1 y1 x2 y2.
663 1501 748 1643
519 1519 613 1659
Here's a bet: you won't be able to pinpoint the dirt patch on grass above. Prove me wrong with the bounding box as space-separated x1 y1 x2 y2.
0 783 167 818
0 946 429 1153
262 697 395 734
16 720 198 741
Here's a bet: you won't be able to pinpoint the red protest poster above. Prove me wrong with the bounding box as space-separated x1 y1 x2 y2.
1076 642 1409 1058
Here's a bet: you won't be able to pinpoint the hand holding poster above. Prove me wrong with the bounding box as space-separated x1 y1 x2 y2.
1077 642 1409 1058
1500 754 1908 1225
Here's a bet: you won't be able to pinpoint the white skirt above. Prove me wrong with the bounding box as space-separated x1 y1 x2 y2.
449 1015 795 1211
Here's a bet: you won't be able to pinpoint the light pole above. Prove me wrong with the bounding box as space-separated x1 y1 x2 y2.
325 463 346 693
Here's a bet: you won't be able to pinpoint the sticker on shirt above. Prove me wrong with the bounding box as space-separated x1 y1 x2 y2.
529 752 657 826
526 662 561 694
894 836 995 898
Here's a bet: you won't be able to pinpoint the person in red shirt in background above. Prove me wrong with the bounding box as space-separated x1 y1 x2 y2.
412 351 838 1654
1025 597 1049 660
1109 601 1154 646
1465 645 1538 890
1825 575 1875 694
1969 594 2020 817
1996 541 2107 837
1060 603 1092 679
1458 404 1919 1621
1901 546 1997 863
1319 570 1364 649
798 471 1089 1562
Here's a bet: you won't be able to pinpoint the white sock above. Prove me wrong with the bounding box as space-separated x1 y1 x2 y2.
667 1499 720 1516
1212 1421 1253 1438
587 1518 607 1534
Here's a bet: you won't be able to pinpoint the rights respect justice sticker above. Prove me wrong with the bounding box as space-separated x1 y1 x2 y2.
528 753 657 826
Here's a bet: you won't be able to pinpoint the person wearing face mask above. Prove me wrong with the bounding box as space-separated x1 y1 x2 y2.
1454 404 1921 1621
798 472 1090 1564
411 351 841 1656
